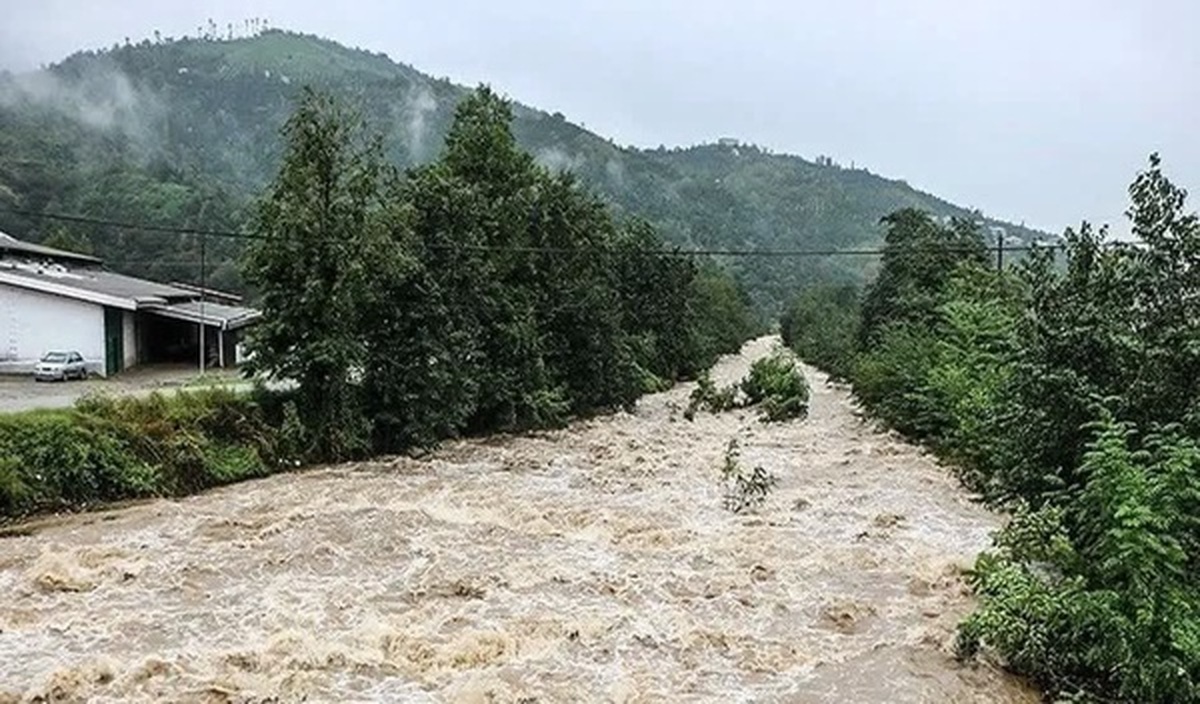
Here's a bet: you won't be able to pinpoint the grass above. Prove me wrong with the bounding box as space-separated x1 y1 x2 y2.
0 387 294 522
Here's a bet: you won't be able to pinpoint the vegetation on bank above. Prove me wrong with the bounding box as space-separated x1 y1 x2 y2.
0 389 294 519
781 155 1200 702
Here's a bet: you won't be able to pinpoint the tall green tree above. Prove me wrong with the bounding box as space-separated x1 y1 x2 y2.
858 209 988 345
407 87 559 430
780 283 860 380
243 89 397 460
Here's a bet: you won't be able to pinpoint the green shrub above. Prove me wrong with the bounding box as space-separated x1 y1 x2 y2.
852 323 943 438
0 412 154 514
0 455 30 514
202 443 270 484
684 371 739 420
781 283 860 380
0 389 286 521
719 439 777 513
276 399 309 465
959 420 1200 702
742 350 810 422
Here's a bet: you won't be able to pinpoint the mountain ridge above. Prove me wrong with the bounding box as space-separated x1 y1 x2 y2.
0 28 1049 310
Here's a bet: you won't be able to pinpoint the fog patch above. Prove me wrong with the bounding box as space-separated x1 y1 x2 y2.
402 86 438 161
536 147 585 174
0 66 165 153
605 158 626 188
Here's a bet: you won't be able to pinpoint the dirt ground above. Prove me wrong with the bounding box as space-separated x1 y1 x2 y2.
0 338 1036 703
0 365 245 413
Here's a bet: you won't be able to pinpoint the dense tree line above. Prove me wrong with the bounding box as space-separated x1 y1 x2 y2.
781 156 1200 702
245 87 758 459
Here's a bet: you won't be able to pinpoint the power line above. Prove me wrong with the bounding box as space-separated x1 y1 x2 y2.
0 206 1065 259
0 207 262 241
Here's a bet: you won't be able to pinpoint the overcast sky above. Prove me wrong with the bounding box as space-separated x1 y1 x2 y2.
2 0 1197 234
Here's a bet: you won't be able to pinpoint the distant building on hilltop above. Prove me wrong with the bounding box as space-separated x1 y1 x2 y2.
0 232 260 376
717 137 740 147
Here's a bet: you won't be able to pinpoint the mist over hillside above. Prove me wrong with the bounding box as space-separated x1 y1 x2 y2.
0 28 1048 310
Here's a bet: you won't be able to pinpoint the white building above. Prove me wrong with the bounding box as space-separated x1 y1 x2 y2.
0 232 260 376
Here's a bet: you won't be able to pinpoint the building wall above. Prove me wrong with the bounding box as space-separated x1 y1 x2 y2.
122 310 137 370
0 283 106 373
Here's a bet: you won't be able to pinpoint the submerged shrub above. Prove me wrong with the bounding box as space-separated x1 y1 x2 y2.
742 350 810 422
684 371 739 420
719 439 777 513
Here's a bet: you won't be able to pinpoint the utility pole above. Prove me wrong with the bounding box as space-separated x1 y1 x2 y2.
199 231 206 374
996 233 1004 272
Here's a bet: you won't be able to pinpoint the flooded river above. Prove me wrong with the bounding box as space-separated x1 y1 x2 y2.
0 337 1036 702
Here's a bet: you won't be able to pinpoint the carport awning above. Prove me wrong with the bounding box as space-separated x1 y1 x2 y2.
141 300 262 330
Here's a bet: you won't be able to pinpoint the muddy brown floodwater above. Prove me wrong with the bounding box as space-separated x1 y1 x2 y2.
0 337 1037 703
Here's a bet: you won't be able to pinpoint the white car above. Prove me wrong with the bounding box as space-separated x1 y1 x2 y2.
34 350 88 382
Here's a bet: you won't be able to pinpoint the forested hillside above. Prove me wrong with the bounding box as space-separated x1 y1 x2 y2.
0 28 1045 310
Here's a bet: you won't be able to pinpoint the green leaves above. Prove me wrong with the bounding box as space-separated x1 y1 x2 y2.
0 389 287 519
780 283 859 380
963 421 1200 702
859 209 989 346
244 88 392 461
741 350 810 422
245 86 757 459
719 439 777 514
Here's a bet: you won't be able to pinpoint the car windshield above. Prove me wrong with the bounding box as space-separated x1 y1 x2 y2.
41 352 68 363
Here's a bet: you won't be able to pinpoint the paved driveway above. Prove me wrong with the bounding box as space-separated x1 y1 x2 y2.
0 366 250 414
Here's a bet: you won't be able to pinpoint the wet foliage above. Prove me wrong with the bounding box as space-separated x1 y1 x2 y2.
244 87 759 461
0 388 292 519
683 371 739 420
741 350 810 422
719 439 778 514
683 348 809 423
782 156 1200 702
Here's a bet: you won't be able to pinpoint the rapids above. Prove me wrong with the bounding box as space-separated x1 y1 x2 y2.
0 337 1035 703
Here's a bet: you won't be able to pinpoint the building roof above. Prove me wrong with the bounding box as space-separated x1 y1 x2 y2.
141 300 262 330
0 261 195 310
0 233 261 329
168 281 244 304
0 231 103 266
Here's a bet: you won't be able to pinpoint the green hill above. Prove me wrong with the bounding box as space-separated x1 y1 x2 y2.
0 29 1047 310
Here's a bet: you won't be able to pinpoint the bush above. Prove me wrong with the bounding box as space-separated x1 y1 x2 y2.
742 349 810 422
720 439 777 513
0 455 30 514
684 371 739 420
0 412 155 514
781 283 860 380
0 389 286 521
958 420 1200 702
852 323 944 439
